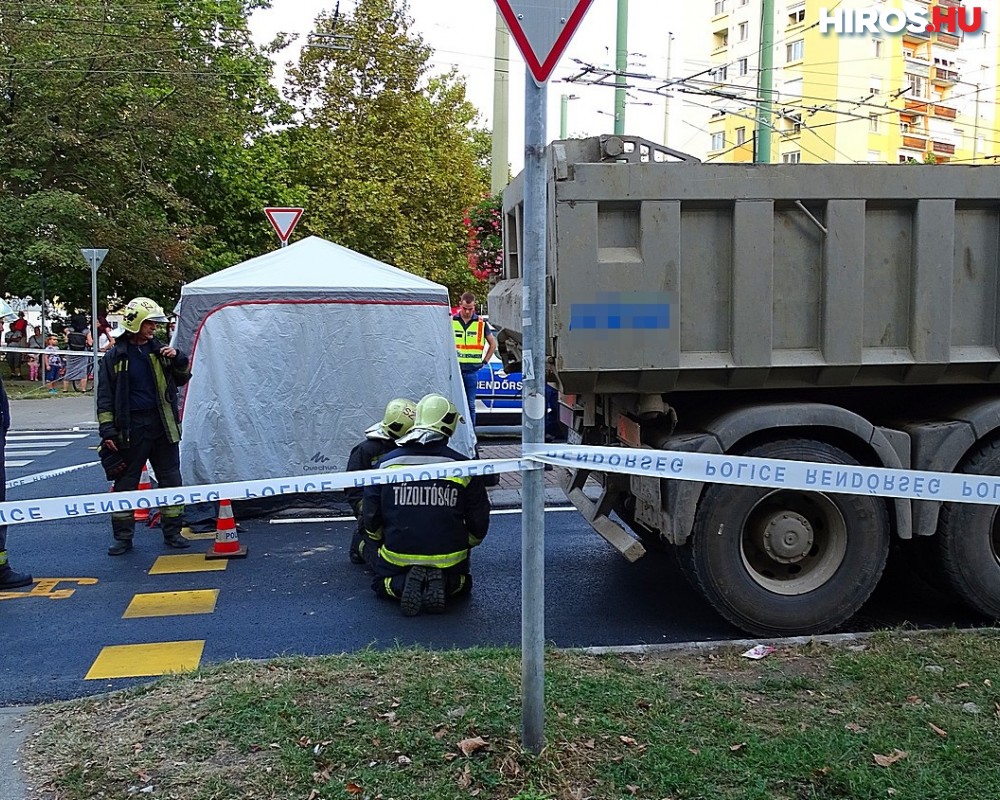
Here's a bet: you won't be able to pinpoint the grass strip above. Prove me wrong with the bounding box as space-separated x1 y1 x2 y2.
22 630 1000 800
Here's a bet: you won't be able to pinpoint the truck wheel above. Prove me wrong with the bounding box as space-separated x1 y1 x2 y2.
685 439 890 637
937 439 1000 619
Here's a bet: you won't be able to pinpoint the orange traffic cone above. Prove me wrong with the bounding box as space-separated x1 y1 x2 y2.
205 499 247 559
134 464 152 523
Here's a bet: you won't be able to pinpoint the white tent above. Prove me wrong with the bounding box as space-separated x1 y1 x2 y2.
173 236 473 487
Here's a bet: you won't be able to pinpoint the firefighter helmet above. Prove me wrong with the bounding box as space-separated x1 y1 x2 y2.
411 393 463 438
365 398 417 440
120 297 169 333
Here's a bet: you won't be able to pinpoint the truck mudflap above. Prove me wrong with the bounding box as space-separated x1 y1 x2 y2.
561 468 646 562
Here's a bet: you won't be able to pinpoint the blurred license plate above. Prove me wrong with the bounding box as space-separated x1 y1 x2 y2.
566 428 582 445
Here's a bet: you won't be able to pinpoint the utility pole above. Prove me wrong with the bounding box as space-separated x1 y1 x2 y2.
491 10 511 195
755 0 775 163
613 0 628 134
662 32 674 146
560 94 578 138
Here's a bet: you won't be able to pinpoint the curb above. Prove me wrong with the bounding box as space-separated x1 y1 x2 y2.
0 707 32 800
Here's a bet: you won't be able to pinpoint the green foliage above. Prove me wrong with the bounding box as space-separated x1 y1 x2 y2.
0 0 286 310
285 0 490 300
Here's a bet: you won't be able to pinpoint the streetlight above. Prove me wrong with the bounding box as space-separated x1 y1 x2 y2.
560 94 579 138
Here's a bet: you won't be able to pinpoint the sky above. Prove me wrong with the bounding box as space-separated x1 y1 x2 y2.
247 1 711 172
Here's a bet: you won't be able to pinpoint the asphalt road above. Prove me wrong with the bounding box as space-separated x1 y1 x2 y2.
1 430 987 705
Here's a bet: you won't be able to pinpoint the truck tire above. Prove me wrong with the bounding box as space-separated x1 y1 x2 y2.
684 439 890 637
937 438 1000 620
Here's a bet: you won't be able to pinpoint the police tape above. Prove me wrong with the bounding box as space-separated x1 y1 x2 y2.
6 439 1000 528
5 460 101 491
524 443 1000 506
0 458 532 527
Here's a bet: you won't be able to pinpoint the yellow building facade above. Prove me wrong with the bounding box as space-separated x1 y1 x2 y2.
704 0 997 164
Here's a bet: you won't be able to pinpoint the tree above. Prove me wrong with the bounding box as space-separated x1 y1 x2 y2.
0 0 285 311
285 0 490 301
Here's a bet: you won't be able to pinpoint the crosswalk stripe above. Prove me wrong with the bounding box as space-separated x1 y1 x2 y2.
5 441 74 449
4 460 31 467
5 434 88 441
1 450 54 457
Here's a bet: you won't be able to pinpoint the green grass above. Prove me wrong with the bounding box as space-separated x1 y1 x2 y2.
21 632 1000 800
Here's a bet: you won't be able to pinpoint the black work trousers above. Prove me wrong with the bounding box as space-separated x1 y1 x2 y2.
111 410 184 542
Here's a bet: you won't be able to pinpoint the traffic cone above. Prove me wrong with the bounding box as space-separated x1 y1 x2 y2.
205 499 247 559
134 464 152 523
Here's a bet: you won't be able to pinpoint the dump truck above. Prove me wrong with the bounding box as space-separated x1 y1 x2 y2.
487 135 1000 637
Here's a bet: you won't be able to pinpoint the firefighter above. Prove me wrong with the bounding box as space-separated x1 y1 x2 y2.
362 393 491 616
344 397 416 564
97 297 192 556
0 371 32 589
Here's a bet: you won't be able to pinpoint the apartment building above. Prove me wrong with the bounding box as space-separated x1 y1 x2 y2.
703 0 997 164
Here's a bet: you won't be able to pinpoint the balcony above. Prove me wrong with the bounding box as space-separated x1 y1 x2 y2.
933 103 958 120
937 32 961 47
938 0 962 7
932 140 957 155
932 67 959 85
902 134 929 150
905 99 930 114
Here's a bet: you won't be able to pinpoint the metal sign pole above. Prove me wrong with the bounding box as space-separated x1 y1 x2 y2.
521 73 548 755
90 252 99 417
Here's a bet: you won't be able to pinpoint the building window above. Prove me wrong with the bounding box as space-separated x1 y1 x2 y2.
782 151 801 163
713 29 729 50
900 121 912 134
905 73 926 98
711 65 728 82
873 39 883 58
869 114 880 133
868 151 883 163
954 127 964 147
736 126 746 145
714 0 726 14
737 58 749 77
786 39 804 62
710 132 726 150
788 5 806 25
739 22 749 41
870 76 882 95
739 0 748 5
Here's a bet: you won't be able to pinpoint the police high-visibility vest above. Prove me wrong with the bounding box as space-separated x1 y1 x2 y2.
453 316 485 367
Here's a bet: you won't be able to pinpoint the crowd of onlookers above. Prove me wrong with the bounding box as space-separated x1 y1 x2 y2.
3 311 115 394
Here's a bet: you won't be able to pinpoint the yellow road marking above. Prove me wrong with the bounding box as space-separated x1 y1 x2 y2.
0 577 98 602
85 640 205 680
181 526 216 541
122 589 220 618
149 554 228 574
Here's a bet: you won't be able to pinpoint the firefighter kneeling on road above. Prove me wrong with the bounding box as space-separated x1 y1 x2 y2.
362 393 491 616
345 397 417 564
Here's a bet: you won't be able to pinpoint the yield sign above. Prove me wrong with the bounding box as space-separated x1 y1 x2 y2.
495 0 594 85
264 207 304 243
80 248 108 269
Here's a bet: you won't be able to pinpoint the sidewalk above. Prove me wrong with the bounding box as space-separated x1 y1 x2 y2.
8 394 98 432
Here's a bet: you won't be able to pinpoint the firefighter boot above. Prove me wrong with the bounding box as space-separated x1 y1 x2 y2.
108 512 135 556
0 551 32 589
161 506 190 549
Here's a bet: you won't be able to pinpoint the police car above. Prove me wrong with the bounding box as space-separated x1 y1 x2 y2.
473 354 562 438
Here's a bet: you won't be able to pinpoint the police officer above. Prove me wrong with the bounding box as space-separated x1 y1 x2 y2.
97 297 192 556
452 292 496 428
0 371 32 589
362 393 491 616
344 397 416 564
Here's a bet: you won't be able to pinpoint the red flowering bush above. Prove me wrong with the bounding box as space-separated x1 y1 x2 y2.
463 193 503 282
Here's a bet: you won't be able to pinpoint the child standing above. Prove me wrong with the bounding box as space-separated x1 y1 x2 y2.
43 336 64 394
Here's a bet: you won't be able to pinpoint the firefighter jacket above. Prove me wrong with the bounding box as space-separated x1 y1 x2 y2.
345 435 395 518
362 441 491 570
97 337 191 447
